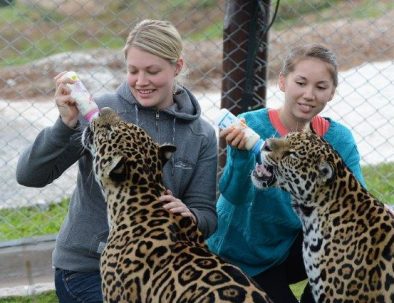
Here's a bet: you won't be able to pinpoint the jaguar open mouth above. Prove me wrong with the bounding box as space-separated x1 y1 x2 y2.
251 162 276 188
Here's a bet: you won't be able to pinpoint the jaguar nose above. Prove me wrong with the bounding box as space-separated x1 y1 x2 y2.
100 107 113 115
263 140 271 152
97 107 116 120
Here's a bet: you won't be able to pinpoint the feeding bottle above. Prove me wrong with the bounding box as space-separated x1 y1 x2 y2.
215 108 264 162
62 71 99 122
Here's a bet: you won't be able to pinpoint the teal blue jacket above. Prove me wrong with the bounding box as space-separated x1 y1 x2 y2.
207 108 365 277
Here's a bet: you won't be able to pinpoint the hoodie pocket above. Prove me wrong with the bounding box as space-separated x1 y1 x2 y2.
60 215 109 257
89 230 108 255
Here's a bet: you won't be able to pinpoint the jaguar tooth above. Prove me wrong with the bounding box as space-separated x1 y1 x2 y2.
255 163 272 177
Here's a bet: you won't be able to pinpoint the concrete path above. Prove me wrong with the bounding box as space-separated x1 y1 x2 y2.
0 235 55 298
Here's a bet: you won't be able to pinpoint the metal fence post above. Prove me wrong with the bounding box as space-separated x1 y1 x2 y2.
220 0 271 169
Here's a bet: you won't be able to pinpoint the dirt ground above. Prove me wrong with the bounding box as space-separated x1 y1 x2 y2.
0 10 393 100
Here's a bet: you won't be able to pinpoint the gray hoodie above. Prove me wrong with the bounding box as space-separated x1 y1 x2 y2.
16 82 218 272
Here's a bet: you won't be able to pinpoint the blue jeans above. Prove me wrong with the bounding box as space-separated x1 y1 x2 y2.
252 232 315 303
54 268 103 303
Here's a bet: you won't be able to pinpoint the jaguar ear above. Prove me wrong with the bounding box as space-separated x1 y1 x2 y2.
318 160 336 185
105 155 127 182
159 144 176 167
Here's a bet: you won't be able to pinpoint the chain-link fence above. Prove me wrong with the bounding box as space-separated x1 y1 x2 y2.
0 0 393 241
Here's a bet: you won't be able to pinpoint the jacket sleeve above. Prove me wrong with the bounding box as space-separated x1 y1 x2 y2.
16 117 84 188
339 141 366 188
329 123 366 188
218 145 257 205
183 127 218 239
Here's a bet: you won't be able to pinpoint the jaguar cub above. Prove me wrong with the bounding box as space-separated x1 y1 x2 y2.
252 131 394 303
82 108 272 303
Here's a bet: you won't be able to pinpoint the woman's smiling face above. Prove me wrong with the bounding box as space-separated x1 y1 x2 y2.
126 47 183 109
279 57 336 124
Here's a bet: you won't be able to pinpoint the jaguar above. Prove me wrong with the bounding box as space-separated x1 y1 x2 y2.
82 107 272 303
251 131 394 303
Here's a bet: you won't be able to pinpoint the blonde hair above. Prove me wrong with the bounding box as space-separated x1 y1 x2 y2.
281 44 338 87
123 19 183 65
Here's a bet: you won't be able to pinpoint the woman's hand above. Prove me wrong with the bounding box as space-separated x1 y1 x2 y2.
160 189 196 223
54 72 79 128
220 119 248 150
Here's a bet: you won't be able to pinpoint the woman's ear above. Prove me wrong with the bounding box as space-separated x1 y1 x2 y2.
175 57 184 76
278 73 286 92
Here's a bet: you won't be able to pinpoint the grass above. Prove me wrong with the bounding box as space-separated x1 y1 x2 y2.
0 199 69 241
363 162 394 204
0 284 308 301
0 0 393 67
291 279 308 299
0 291 57 303
1 162 392 242
272 0 394 30
0 0 220 67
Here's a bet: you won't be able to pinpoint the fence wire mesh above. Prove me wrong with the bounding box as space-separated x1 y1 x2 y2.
0 0 393 241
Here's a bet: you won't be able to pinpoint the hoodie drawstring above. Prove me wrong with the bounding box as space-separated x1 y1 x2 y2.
171 117 176 176
134 104 139 126
155 110 160 131
134 106 176 176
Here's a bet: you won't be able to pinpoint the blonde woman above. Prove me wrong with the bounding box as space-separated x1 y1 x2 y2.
17 19 217 302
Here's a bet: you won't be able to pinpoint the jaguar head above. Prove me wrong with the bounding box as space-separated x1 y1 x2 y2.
251 131 337 201
82 107 176 194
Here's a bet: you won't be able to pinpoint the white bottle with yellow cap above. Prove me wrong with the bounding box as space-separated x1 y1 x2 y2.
215 108 264 162
62 71 99 122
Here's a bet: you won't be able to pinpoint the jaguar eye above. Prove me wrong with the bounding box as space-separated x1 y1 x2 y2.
283 150 297 158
